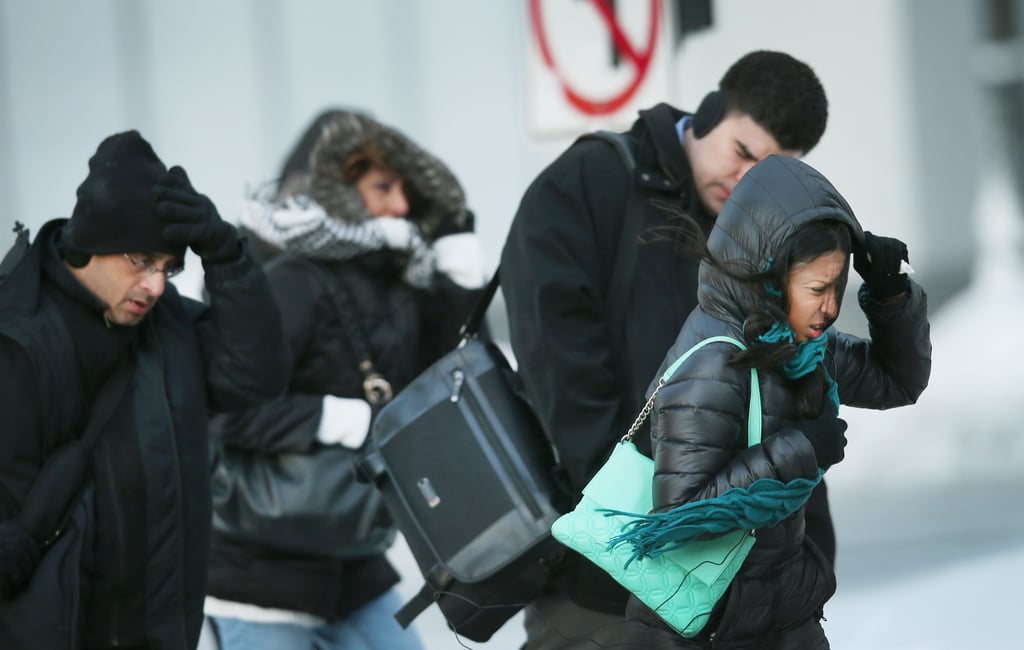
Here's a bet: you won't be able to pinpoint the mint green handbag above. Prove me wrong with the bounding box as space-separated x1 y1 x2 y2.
550 336 760 638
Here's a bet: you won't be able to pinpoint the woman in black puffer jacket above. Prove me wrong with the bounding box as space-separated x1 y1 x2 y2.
204 109 486 650
609 155 931 649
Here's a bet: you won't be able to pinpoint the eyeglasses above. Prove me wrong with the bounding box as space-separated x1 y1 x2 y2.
123 253 184 279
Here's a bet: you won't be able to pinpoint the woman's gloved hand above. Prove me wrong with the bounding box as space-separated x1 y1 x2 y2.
797 405 848 470
430 209 485 289
852 231 910 299
316 396 373 448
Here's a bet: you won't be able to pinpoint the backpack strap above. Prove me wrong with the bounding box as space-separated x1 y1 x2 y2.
575 130 646 417
575 130 642 323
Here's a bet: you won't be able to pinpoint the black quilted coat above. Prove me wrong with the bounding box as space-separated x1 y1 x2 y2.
623 155 932 648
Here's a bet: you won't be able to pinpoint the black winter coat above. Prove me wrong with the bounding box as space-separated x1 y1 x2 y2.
626 156 931 647
0 219 290 649
501 103 714 613
206 235 482 620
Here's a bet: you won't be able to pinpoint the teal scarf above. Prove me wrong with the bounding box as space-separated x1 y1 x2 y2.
758 322 839 412
607 470 824 566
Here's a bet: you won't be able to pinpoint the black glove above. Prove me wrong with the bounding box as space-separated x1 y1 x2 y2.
432 208 475 240
155 166 241 264
0 518 42 600
797 405 848 470
852 231 910 299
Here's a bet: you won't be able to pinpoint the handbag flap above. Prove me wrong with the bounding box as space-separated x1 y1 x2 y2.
369 337 561 582
551 440 755 637
581 441 653 512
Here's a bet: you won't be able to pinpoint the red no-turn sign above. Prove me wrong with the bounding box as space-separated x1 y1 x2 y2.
530 0 661 115
526 0 671 135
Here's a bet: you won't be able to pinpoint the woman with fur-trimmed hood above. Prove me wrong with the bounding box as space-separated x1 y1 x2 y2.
203 109 486 650
604 155 931 648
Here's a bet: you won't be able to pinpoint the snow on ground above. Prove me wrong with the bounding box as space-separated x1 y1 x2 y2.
825 544 1024 650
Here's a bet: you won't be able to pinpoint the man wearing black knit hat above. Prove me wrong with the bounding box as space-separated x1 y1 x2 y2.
0 130 290 649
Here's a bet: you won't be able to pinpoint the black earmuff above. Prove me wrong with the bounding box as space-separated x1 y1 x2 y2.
691 90 725 139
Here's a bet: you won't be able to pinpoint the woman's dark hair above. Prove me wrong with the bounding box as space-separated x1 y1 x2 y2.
650 208 851 417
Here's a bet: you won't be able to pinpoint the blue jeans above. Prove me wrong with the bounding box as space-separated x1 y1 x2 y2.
211 589 423 650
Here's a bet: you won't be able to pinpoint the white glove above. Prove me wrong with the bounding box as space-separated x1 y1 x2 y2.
369 217 417 251
432 232 486 288
316 396 372 448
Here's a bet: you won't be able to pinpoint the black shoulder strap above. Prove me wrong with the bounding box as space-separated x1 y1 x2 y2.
80 356 134 448
301 259 394 406
575 130 643 320
575 130 646 412
456 271 499 340
22 354 134 546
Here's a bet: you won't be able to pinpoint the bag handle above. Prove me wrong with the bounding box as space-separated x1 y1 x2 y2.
457 270 499 341
622 336 761 448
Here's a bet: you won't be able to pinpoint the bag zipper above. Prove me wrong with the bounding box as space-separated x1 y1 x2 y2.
453 367 546 520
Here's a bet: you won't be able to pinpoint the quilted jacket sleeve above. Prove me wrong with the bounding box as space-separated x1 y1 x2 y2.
830 280 931 409
651 343 820 513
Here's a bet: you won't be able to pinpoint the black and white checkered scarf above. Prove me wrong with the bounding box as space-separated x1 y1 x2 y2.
238 189 437 288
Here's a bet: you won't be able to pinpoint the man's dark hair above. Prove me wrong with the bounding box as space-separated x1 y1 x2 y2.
721 50 828 155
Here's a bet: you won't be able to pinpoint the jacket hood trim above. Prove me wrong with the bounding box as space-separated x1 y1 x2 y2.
308 112 466 243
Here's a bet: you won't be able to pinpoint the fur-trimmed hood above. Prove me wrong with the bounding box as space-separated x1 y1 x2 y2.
699 155 865 327
308 111 466 242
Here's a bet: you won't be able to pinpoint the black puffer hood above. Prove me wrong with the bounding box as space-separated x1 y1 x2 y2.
699 155 865 326
308 111 466 242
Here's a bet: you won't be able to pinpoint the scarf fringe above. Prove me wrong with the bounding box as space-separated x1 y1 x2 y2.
602 471 823 567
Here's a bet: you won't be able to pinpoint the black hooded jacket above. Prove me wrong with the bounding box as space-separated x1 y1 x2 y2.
206 111 484 621
625 155 931 646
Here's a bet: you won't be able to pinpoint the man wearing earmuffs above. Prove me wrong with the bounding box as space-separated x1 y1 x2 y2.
501 51 830 649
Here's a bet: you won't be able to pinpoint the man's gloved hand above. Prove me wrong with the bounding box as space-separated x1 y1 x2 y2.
156 166 241 264
432 208 475 240
797 405 848 470
0 518 42 600
852 231 910 299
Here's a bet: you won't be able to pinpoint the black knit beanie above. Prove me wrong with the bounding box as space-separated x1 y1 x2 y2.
62 130 185 260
